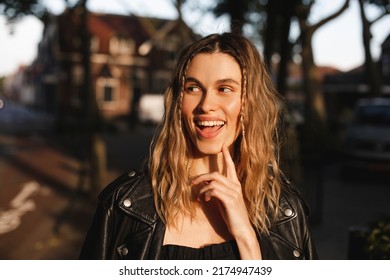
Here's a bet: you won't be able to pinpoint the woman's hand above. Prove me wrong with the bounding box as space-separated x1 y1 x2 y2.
191 145 261 259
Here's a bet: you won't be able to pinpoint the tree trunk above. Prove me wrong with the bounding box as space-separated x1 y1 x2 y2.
277 0 302 186
300 29 328 155
357 0 382 97
229 0 246 34
79 0 106 195
263 0 279 68
295 0 350 224
276 0 296 96
296 0 350 154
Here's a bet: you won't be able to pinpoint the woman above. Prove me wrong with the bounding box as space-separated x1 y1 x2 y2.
79 32 317 260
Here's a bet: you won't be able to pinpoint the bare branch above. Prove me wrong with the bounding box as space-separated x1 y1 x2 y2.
312 0 350 32
371 10 390 24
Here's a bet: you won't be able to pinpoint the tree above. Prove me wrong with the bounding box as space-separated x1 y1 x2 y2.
213 0 251 34
357 0 390 97
75 0 106 195
262 0 299 96
0 0 49 23
172 0 195 43
295 0 350 155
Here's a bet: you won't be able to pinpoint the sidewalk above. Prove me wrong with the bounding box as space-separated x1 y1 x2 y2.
0 128 151 259
7 134 121 195
0 134 97 259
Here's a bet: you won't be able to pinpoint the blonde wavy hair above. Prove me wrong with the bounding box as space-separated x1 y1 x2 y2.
148 33 284 234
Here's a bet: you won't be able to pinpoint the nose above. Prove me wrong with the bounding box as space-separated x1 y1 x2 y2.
198 91 217 113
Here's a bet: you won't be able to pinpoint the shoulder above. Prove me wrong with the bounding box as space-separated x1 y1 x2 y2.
278 180 310 221
97 170 158 224
98 170 149 202
261 178 318 259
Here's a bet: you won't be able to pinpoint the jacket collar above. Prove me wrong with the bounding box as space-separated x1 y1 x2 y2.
117 173 160 226
274 193 297 225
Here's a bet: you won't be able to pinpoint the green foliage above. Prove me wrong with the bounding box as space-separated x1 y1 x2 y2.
365 217 390 259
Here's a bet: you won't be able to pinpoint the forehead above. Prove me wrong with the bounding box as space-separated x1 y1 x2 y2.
186 52 242 81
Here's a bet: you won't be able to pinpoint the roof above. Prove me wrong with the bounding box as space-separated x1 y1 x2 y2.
55 9 189 55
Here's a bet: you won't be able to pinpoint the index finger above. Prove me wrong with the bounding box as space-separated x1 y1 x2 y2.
222 144 239 183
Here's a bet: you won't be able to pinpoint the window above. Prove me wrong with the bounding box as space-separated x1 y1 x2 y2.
96 78 119 108
109 36 134 55
103 85 113 102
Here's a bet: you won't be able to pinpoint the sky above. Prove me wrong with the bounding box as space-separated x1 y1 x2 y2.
0 0 389 77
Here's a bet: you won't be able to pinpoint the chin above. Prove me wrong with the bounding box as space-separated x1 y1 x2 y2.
193 142 223 156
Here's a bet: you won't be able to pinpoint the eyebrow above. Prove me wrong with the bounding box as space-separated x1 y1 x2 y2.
185 77 240 86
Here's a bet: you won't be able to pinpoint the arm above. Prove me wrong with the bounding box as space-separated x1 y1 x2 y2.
79 201 111 259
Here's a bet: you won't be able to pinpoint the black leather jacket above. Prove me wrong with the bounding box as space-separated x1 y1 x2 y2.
79 170 318 260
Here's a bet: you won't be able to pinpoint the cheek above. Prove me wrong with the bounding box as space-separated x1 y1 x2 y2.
225 100 242 124
181 98 195 128
181 99 191 120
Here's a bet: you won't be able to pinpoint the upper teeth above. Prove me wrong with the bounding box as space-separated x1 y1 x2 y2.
197 121 225 127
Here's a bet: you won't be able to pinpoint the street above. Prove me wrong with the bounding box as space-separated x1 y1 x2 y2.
0 99 389 259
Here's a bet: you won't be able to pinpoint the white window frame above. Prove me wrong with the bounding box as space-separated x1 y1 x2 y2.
96 77 119 109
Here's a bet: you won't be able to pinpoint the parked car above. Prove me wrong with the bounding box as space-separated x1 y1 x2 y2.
341 98 390 177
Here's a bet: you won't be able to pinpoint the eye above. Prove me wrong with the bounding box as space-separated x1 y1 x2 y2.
185 85 202 93
219 86 233 93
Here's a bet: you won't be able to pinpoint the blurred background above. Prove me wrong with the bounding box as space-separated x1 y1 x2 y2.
0 0 389 260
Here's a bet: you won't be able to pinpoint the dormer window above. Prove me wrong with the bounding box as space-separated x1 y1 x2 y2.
109 36 134 55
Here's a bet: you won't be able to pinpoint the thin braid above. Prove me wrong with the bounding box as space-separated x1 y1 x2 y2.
178 55 196 133
240 68 247 139
178 90 184 133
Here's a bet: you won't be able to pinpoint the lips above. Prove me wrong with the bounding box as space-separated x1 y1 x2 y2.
195 118 226 139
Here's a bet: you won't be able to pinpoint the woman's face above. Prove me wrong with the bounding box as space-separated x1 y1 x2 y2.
181 52 242 156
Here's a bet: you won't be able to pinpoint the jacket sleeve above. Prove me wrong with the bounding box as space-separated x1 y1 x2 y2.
304 225 318 259
265 183 318 260
79 172 136 260
301 204 318 260
290 186 318 260
79 199 112 259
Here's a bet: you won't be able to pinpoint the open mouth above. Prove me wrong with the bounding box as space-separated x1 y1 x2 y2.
196 120 225 129
195 120 226 138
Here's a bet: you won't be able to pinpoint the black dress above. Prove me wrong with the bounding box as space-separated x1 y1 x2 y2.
159 240 241 260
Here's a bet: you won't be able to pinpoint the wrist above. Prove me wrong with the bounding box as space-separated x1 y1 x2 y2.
234 228 262 260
